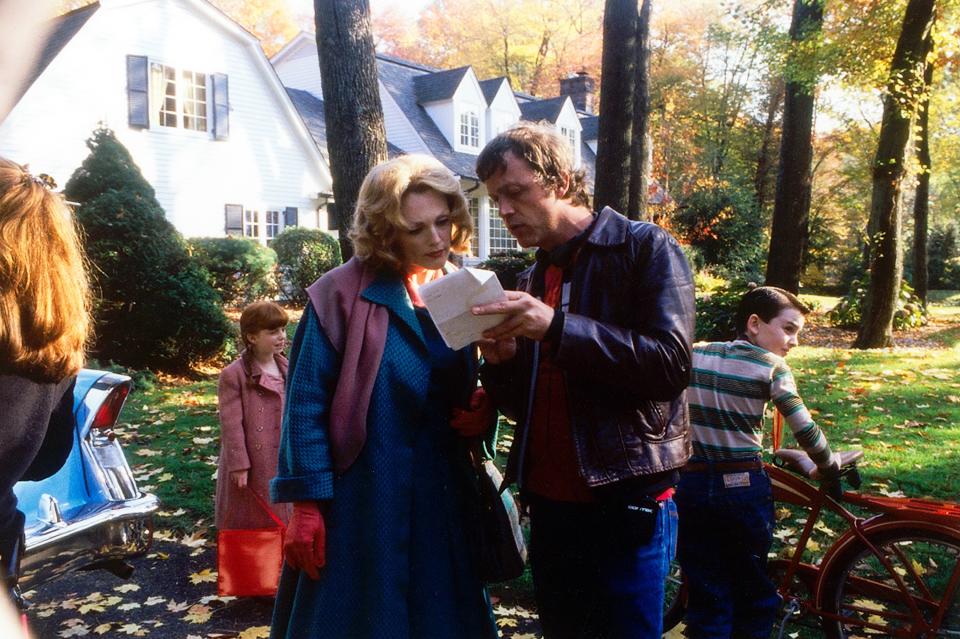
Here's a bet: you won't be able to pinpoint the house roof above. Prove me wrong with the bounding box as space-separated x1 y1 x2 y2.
378 56 480 179
17 3 100 103
413 65 471 104
478 77 508 105
579 115 598 141
287 87 404 161
518 96 567 124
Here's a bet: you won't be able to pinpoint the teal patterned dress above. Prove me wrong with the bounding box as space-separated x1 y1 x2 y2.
270 272 498 639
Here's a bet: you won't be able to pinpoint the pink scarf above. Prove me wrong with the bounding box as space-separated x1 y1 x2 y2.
306 257 388 475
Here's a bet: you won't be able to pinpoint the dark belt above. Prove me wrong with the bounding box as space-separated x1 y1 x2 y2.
682 460 763 473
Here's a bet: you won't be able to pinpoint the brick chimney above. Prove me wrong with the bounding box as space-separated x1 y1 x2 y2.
559 70 595 114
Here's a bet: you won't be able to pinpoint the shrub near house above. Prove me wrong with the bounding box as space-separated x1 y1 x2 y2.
189 237 279 307
272 227 342 303
66 127 231 370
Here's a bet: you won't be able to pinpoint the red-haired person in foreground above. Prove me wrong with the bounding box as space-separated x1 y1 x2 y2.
0 158 91 600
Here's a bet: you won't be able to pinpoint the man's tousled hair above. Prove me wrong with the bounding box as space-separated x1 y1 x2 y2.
476 121 590 208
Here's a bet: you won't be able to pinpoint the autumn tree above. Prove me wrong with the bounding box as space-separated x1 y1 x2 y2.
374 0 603 97
765 0 824 294
210 0 299 56
315 0 387 259
912 31 934 303
856 0 937 348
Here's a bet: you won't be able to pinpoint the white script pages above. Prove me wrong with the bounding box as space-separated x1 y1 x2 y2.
419 267 508 351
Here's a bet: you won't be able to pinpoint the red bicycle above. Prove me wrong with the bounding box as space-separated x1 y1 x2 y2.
662 447 960 638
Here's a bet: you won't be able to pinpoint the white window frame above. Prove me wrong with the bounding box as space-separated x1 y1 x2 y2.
265 210 281 240
460 110 480 148
244 209 260 239
487 198 518 253
467 197 481 257
149 62 209 132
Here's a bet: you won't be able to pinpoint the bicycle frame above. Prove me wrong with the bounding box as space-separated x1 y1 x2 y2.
767 461 960 637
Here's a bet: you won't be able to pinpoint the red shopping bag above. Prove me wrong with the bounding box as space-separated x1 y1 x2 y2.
217 490 285 597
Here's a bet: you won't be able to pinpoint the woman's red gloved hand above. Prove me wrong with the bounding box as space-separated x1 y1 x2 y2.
451 388 493 438
284 501 326 580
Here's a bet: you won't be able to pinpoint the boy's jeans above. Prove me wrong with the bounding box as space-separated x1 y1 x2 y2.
675 466 780 639
527 494 678 639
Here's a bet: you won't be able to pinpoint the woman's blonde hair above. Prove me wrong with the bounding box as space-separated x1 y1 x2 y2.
0 158 91 381
349 154 472 272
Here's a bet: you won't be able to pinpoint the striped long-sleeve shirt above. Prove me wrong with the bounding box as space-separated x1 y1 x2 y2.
688 340 837 472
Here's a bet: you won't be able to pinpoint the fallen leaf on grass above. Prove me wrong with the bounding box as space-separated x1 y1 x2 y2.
180 531 208 549
143 596 166 606
238 627 271 639
497 617 519 628
135 449 162 457
93 623 113 635
114 584 140 594
182 604 213 624
118 602 142 611
166 600 189 613
116 623 147 636
188 568 217 584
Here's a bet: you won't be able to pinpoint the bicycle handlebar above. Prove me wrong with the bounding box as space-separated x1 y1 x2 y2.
773 448 864 491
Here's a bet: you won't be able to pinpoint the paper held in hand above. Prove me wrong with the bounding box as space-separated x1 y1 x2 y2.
419 267 508 351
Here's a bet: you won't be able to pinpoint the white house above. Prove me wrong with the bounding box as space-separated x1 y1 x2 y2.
0 0 333 242
272 32 599 262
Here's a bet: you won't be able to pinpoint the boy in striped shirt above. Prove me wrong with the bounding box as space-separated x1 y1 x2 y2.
675 286 840 639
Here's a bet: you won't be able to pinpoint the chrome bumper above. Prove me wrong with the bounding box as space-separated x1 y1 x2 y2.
20 494 159 589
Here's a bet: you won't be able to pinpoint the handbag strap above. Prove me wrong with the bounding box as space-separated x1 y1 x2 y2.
246 488 286 530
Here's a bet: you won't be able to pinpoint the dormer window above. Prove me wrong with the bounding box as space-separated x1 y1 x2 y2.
560 126 577 153
460 111 480 148
128 55 228 139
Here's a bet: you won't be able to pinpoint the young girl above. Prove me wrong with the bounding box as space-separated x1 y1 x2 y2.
215 301 291 537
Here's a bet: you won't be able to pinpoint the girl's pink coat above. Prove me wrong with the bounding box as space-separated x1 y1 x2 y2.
215 352 291 529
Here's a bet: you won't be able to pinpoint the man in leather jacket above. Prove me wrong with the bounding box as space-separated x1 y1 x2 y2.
473 123 695 639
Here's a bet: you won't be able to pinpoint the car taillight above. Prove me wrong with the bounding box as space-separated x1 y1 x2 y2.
92 384 130 430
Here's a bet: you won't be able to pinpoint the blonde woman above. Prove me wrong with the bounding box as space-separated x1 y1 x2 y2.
270 155 498 639
0 158 90 585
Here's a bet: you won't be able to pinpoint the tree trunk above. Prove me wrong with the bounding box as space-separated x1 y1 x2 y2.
594 0 637 214
765 0 823 294
912 35 934 305
627 0 652 221
855 0 936 349
754 78 784 215
314 0 388 260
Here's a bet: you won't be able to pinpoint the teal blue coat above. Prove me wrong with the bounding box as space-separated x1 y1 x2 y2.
270 272 497 639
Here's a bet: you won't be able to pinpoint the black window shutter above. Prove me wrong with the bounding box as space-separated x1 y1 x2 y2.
225 204 243 236
126 55 149 128
284 207 298 228
213 73 229 140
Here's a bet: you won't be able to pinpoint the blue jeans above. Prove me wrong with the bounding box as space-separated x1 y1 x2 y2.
675 467 780 639
527 495 677 639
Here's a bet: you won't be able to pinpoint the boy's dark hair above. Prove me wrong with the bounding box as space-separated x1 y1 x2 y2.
734 286 810 336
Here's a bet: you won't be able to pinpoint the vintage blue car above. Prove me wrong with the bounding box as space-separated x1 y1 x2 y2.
12 369 159 588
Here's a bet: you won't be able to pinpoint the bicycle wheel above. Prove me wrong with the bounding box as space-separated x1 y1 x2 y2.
662 559 686 634
819 526 960 638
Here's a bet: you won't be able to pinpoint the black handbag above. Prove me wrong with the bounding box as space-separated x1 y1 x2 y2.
469 444 527 583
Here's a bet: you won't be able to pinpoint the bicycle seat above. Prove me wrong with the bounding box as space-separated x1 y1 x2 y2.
774 449 864 478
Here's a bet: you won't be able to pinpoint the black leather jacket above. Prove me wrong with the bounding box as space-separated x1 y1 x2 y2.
481 207 695 492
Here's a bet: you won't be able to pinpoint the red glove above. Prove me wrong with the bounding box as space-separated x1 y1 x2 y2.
451 388 493 438
284 501 326 579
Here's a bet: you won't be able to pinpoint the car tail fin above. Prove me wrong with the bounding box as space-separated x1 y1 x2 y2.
91 384 130 430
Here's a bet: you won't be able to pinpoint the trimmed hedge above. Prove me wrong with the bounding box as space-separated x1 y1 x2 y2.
189 237 278 307
272 228 342 303
479 250 536 290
